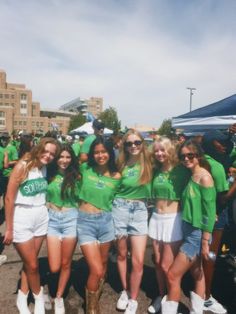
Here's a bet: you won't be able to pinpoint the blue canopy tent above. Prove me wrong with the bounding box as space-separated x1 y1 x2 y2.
172 94 236 135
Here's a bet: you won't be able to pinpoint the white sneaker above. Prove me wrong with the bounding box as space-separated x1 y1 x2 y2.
16 289 31 314
124 299 138 314
148 296 161 313
33 287 45 314
203 295 227 314
54 297 65 314
0 254 7 266
116 290 129 310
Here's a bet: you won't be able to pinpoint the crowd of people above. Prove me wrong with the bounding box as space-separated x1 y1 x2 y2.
1 118 236 314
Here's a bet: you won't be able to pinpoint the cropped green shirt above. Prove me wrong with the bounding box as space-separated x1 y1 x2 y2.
115 163 151 199
152 165 190 201
46 173 80 208
79 163 121 212
181 178 216 232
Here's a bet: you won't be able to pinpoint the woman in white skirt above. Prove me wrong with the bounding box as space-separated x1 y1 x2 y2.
148 137 190 313
4 137 59 314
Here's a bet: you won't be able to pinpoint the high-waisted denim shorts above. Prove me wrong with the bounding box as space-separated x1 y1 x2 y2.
112 198 148 238
77 209 115 246
47 208 78 239
179 221 202 260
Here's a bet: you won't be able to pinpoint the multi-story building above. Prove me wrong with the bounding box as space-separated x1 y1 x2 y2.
60 96 103 118
0 70 83 134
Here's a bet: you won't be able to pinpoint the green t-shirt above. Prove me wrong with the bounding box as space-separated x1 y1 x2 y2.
80 135 96 154
152 165 190 201
0 146 4 171
3 144 18 177
47 173 80 208
205 154 228 193
72 142 81 157
115 163 151 200
79 163 121 212
181 178 216 232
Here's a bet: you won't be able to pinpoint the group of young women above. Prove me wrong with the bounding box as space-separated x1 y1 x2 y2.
3 129 219 314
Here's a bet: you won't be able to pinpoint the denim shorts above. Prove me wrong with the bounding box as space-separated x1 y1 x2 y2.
77 209 115 246
112 198 148 238
179 221 202 260
47 208 78 239
214 207 228 230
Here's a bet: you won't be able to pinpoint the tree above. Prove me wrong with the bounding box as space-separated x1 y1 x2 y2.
98 106 121 133
157 118 173 137
68 113 86 133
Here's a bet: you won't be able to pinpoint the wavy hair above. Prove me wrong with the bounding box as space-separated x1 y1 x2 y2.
153 136 178 170
117 129 153 184
48 143 79 200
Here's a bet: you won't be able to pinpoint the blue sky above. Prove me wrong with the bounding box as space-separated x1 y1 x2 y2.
0 0 236 127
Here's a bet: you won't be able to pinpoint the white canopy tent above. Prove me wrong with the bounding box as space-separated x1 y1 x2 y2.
70 122 113 135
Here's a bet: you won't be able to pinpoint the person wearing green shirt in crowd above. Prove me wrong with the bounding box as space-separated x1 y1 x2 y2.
72 135 81 158
0 132 18 197
79 119 105 163
112 129 153 314
162 140 216 314
46 144 80 314
77 136 121 314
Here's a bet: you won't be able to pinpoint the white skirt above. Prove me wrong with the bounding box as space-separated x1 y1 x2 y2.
148 211 183 243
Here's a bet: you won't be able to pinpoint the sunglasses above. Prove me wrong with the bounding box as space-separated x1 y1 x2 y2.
179 153 198 161
124 140 143 147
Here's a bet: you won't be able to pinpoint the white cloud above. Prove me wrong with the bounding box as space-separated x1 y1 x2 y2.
0 0 236 127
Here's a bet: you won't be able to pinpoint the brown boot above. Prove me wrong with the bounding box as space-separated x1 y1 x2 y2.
98 277 105 299
86 288 100 314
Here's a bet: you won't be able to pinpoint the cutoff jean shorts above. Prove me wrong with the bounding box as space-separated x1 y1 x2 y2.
179 221 203 260
13 204 49 243
77 209 115 246
47 207 78 239
112 198 148 238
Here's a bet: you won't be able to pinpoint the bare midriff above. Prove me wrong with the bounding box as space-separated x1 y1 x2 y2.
154 199 180 214
79 201 103 213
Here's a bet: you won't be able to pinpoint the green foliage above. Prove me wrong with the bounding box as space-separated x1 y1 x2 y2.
68 113 86 132
98 106 121 133
157 118 173 137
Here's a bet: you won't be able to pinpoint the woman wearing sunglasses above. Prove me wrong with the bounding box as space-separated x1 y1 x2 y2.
148 137 190 314
162 140 216 314
77 136 121 314
112 129 153 314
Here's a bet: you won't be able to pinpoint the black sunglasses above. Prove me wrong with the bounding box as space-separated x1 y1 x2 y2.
124 140 143 147
179 153 198 161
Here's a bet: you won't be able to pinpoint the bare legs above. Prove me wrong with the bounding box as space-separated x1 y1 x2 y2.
116 235 147 300
47 236 77 298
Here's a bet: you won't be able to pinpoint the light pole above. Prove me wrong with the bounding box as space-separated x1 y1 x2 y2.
186 87 196 112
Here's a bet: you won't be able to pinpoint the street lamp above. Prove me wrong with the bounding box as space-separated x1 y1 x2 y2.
186 87 196 112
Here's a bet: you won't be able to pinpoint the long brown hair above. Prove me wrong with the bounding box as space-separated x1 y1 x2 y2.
117 129 153 184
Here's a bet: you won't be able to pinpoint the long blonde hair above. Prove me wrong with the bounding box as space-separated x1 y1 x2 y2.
153 137 178 170
19 137 60 182
117 129 153 184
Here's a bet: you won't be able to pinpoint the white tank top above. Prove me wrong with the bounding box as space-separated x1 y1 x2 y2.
15 165 48 206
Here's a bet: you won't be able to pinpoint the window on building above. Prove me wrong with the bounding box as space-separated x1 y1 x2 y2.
23 121 27 126
5 94 9 99
0 120 5 126
14 121 17 125
5 103 9 106
0 94 2 98
20 103 27 109
32 121 35 126
21 94 27 100
11 94 15 99
19 121 22 125
0 111 5 117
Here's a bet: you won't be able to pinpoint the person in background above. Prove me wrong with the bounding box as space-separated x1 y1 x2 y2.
200 131 229 314
112 129 153 314
18 132 34 159
162 140 216 314
148 137 190 314
79 119 105 163
72 135 81 158
46 144 80 314
77 136 121 314
3 137 59 314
